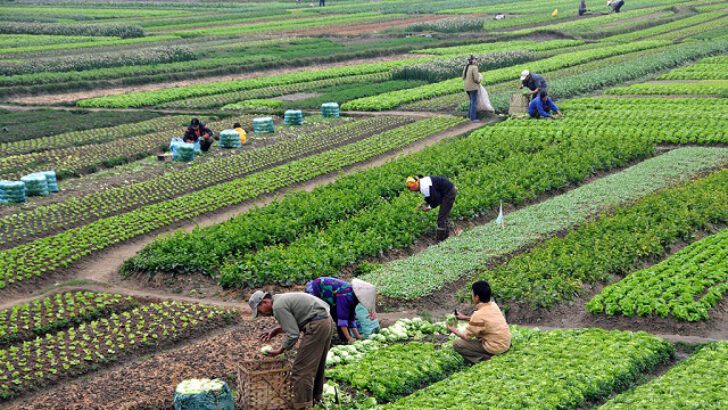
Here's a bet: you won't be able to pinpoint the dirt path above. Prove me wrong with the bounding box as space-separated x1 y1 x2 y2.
0 119 489 309
6 54 413 105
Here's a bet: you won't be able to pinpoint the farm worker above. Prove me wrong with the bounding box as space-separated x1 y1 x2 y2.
251 291 335 409
233 122 247 145
446 280 512 363
519 70 548 100
608 0 625 13
183 118 216 152
406 175 457 242
528 91 562 120
578 0 588 16
463 55 481 122
305 277 378 343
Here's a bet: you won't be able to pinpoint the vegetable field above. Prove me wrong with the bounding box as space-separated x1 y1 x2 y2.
0 0 727 408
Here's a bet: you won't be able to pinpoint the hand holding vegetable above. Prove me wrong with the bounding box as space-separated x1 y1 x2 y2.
261 345 285 357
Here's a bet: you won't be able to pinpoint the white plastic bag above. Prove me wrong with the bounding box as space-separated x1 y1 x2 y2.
477 85 494 112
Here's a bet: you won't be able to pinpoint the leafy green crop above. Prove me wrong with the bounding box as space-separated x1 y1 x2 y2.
588 229 728 321
366 147 728 300
382 328 673 410
599 342 728 410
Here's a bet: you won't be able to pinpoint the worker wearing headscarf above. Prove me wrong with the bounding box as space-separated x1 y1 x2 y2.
304 277 377 343
406 175 457 241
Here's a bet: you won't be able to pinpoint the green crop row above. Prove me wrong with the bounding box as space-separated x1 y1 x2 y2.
342 40 671 111
588 229 728 321
653 15 728 42
0 117 410 246
607 80 728 96
0 115 187 157
603 11 726 42
0 34 179 55
0 22 144 38
218 128 653 288
472 169 728 310
0 291 138 347
382 328 673 410
0 117 244 179
392 50 535 83
76 57 430 108
659 62 728 80
166 73 391 110
365 147 728 300
122 115 470 277
0 116 464 289
0 301 236 400
599 342 728 410
412 39 581 56
329 342 465 403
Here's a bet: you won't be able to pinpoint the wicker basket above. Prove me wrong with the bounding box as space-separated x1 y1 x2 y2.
508 93 530 115
237 357 294 410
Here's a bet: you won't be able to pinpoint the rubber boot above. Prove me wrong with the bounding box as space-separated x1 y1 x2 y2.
436 227 449 242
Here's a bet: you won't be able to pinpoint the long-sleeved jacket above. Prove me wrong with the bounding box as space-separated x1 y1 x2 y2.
307 277 358 328
419 176 455 208
183 123 213 143
463 64 481 92
522 73 547 93
273 293 330 350
528 97 559 118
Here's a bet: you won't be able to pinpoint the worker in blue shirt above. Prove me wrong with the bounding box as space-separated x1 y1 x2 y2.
520 70 547 100
528 91 562 120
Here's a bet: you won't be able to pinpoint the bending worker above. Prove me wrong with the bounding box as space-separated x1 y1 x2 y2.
305 277 377 343
233 122 247 145
608 0 625 13
406 175 457 241
519 70 548 100
528 91 562 120
446 280 512 363
183 118 215 152
250 290 334 409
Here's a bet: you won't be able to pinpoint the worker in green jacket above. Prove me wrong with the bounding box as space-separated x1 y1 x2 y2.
250 291 335 409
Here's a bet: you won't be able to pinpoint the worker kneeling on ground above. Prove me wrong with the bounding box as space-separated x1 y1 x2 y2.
250 290 335 410
446 280 512 363
528 91 563 120
406 175 457 242
183 118 216 152
305 277 377 344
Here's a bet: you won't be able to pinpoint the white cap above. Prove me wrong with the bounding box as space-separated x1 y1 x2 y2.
520 70 530 81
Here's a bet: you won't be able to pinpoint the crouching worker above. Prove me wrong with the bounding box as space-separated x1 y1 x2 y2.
528 91 562 120
183 118 216 152
446 280 511 363
250 291 335 409
233 122 247 145
305 277 377 344
406 175 457 241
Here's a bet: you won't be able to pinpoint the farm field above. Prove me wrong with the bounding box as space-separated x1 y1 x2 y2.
0 0 727 408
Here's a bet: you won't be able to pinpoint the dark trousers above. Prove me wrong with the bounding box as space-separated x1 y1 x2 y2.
453 338 493 364
200 138 213 152
436 188 456 241
612 0 624 12
467 90 478 121
319 0 325 6
292 318 334 409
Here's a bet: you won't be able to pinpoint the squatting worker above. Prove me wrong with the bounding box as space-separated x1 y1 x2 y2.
519 70 548 100
528 91 562 120
446 280 512 363
305 277 378 343
608 0 625 13
183 118 216 152
233 122 247 145
463 55 482 122
406 175 457 241
250 291 335 409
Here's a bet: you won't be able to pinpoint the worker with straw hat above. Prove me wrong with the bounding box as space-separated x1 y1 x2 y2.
304 277 378 343
250 291 335 409
406 175 457 242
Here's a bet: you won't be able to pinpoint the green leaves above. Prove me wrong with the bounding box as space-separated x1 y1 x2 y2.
588 230 728 321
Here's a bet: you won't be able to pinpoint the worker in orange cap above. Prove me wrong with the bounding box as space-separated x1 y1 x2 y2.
406 175 457 241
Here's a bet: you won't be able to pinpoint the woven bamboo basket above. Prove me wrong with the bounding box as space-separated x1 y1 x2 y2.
237 357 293 410
508 92 530 115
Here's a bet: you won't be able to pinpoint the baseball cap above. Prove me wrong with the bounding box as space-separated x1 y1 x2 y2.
248 290 271 318
520 70 530 80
